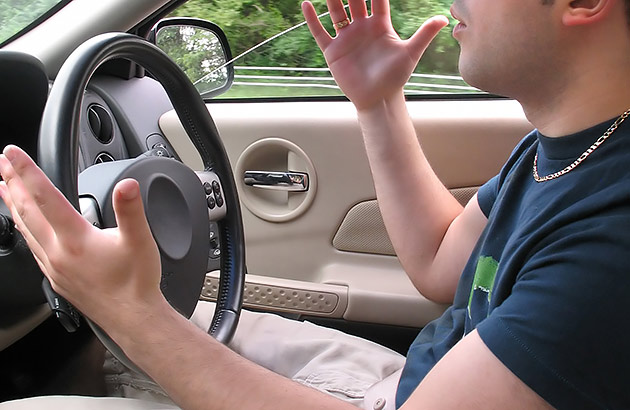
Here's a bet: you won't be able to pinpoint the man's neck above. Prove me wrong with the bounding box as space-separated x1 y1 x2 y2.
521 59 630 138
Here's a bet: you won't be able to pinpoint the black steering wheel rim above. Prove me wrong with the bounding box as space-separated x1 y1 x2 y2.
37 33 245 361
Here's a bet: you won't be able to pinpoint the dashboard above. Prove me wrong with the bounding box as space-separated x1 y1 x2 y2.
81 73 177 171
0 53 223 347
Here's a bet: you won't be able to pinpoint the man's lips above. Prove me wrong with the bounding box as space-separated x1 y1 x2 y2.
452 22 466 38
450 6 467 38
450 6 466 26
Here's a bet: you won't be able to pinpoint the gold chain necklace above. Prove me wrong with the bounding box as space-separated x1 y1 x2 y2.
533 109 630 182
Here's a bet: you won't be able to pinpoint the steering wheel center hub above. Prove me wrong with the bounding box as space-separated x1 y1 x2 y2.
79 156 210 318
146 174 194 261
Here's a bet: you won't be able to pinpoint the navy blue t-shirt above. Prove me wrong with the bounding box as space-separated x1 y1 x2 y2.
396 118 630 409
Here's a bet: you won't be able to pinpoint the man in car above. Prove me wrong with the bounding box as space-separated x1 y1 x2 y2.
2 0 630 408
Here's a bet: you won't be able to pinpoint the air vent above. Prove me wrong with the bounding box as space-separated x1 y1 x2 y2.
87 104 113 144
94 152 115 165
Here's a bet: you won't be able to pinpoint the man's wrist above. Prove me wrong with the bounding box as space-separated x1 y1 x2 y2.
354 89 407 118
101 294 177 352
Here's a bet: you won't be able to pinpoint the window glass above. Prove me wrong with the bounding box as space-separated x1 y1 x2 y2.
170 0 481 98
0 0 68 45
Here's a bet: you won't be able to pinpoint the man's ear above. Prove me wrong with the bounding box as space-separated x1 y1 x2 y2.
562 0 618 26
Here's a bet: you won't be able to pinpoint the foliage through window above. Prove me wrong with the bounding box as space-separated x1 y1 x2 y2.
0 0 68 45
169 0 481 98
156 25 230 96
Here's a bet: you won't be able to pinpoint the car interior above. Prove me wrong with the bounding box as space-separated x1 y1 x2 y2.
0 0 533 403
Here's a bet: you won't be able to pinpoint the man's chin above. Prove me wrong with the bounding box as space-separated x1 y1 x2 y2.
458 60 503 96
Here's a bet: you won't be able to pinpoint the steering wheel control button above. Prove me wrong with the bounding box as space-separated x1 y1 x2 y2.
195 171 228 221
212 180 221 194
207 225 221 266
148 142 171 158
153 146 170 157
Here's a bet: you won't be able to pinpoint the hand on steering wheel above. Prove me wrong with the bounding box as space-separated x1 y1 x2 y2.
1 33 246 375
0 149 164 329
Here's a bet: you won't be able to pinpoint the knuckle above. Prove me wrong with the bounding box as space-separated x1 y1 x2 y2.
30 189 47 208
9 153 30 174
15 200 28 223
31 189 48 208
59 237 85 259
0 162 15 182
66 242 85 258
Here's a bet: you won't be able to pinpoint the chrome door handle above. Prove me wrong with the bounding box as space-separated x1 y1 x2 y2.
244 171 309 192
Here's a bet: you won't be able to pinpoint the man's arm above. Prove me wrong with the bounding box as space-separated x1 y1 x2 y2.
402 330 554 410
117 298 553 410
303 0 486 303
355 93 488 303
0 146 551 410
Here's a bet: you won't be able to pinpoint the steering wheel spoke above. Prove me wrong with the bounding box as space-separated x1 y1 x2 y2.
79 196 102 229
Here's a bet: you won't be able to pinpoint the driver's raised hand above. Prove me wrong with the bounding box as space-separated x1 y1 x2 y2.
302 0 448 111
0 145 165 332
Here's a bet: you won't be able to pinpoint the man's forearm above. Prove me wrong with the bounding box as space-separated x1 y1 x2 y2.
111 299 357 410
355 91 465 303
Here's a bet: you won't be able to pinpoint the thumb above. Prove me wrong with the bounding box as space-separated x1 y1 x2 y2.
112 178 153 243
407 15 449 62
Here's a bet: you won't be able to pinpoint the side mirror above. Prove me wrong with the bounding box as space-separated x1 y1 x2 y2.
149 17 234 99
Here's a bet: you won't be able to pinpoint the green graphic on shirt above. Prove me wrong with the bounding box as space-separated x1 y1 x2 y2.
467 256 499 318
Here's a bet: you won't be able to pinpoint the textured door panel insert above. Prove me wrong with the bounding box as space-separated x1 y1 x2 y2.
333 187 478 256
201 272 348 317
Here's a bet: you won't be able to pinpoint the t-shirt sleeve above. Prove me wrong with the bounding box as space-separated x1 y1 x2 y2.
476 175 499 217
476 210 630 409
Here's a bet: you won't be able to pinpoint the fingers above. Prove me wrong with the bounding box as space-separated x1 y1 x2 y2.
112 179 153 246
0 177 52 274
348 0 368 20
372 0 390 18
406 16 450 62
302 1 332 50
0 153 56 250
327 0 349 27
0 145 88 240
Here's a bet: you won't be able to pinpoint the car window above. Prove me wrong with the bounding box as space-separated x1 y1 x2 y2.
169 0 481 99
0 0 70 46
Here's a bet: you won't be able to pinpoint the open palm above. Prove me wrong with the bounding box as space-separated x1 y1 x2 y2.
0 146 163 329
302 0 448 110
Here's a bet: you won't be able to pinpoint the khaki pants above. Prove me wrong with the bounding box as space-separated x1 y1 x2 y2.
2 301 406 410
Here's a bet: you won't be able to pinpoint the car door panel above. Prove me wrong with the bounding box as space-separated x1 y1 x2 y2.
159 99 532 328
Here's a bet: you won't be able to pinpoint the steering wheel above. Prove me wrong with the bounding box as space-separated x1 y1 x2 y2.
36 33 245 372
